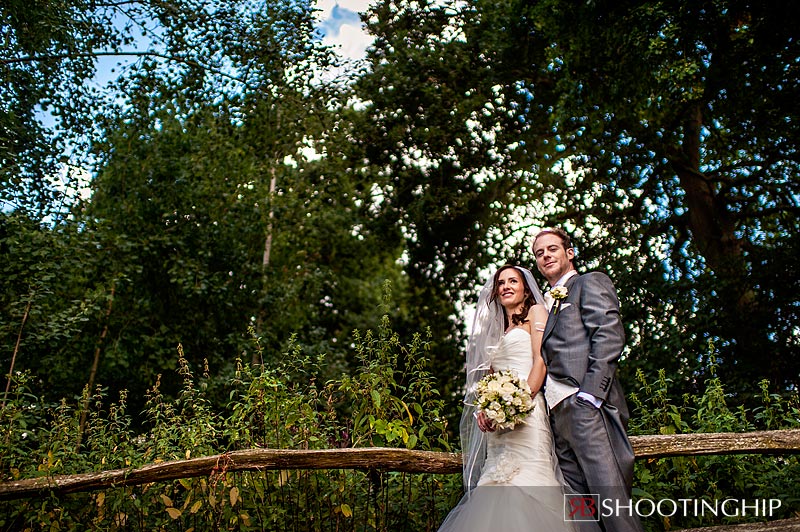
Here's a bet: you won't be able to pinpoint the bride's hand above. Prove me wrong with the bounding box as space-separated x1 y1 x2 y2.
476 411 495 432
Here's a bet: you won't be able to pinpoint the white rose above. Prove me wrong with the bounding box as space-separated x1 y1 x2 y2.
501 382 517 394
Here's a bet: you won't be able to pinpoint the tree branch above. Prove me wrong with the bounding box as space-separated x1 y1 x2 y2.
0 51 251 88
2 299 31 410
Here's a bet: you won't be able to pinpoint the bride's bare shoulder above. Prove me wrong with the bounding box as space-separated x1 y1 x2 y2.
527 304 548 319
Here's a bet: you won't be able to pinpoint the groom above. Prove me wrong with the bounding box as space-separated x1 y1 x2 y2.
533 228 643 532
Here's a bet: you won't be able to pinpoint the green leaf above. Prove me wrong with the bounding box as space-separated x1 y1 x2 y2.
370 390 381 409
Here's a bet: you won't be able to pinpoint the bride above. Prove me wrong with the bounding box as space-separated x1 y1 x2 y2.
438 265 576 532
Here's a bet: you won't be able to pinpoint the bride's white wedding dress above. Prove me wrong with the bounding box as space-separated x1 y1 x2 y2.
438 327 575 531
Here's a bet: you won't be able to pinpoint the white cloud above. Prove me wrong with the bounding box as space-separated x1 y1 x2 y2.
332 22 372 61
315 0 373 61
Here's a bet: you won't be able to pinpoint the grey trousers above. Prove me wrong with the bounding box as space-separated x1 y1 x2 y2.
551 394 644 532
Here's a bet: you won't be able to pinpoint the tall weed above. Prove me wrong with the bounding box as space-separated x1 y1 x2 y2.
0 330 797 530
629 356 800 531
0 316 458 531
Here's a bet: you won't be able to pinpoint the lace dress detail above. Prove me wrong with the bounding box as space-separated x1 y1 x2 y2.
482 452 520 483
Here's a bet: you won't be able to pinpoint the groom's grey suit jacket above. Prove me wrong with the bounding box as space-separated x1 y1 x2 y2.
541 275 641 532
541 271 630 423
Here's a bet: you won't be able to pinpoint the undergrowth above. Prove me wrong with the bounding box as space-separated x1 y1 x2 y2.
0 327 797 531
629 356 800 531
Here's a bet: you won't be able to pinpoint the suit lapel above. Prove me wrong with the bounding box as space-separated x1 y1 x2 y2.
542 305 558 342
543 273 580 343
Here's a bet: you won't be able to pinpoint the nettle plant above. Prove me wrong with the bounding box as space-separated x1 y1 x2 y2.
628 358 800 532
0 316 459 531
1 331 797 531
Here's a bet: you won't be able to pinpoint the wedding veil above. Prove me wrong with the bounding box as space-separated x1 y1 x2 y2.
460 266 546 492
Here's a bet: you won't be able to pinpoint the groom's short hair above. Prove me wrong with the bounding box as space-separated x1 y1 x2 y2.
532 227 576 266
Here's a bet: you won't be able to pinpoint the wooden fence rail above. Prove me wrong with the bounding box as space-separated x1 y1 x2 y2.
1 429 799 501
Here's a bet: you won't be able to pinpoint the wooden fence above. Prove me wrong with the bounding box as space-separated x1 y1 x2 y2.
1 429 798 501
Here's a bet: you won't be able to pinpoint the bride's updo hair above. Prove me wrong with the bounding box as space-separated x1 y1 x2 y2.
489 265 536 328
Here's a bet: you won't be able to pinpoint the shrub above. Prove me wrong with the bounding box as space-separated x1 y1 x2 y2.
629 360 800 531
0 317 458 531
0 328 797 530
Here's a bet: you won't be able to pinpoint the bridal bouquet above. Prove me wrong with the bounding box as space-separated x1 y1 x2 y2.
475 370 535 430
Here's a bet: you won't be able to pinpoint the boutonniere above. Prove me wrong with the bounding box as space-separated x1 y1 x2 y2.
551 286 568 314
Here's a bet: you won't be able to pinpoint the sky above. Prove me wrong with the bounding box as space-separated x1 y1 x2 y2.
316 0 373 62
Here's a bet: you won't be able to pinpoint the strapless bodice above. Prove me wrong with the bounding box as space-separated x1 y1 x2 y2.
490 327 532 377
438 327 570 532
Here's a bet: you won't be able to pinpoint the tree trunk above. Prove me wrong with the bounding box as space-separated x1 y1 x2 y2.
670 102 768 386
673 103 747 300
77 284 115 452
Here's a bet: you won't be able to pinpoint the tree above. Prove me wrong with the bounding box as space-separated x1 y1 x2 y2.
353 0 799 399
1 0 158 219
2 0 407 413
511 0 800 394
6 0 797 421
348 0 565 405
0 212 118 404
77 0 408 408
